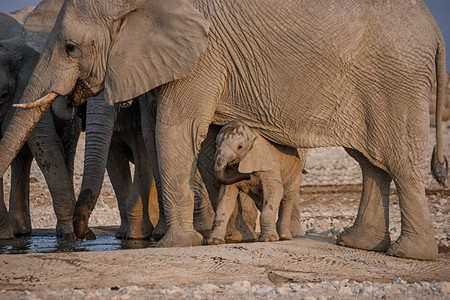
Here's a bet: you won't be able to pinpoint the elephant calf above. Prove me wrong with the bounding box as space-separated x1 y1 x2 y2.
207 121 306 244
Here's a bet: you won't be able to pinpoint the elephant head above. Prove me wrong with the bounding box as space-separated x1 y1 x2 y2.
214 121 277 185
0 0 210 177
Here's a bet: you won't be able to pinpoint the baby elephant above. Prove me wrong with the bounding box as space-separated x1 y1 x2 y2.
207 121 306 244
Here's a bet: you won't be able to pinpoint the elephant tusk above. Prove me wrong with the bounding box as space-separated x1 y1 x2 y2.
13 92 59 109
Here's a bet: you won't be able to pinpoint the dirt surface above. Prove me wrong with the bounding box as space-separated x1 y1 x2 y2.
0 234 449 290
0 126 449 299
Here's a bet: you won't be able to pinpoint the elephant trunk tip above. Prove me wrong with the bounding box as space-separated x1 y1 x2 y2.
431 145 448 188
13 92 59 109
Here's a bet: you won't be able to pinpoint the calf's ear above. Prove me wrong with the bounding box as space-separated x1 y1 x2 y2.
104 0 210 105
238 136 277 174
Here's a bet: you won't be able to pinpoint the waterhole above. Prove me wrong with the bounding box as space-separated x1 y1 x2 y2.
0 228 157 254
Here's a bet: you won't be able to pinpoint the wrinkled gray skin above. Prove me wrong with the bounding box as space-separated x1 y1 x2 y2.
140 93 257 242
140 92 216 240
0 10 81 240
207 121 306 244
73 95 156 240
0 0 447 260
76 92 216 241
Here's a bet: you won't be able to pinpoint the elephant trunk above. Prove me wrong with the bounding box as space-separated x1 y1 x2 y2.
214 160 250 185
73 95 116 239
0 83 57 178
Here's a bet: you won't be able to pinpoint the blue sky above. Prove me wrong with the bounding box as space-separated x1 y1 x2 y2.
1 0 449 70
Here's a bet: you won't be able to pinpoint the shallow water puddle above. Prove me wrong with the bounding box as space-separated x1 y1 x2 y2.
0 231 157 254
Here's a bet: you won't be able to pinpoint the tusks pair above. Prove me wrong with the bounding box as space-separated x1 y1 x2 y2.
13 92 59 109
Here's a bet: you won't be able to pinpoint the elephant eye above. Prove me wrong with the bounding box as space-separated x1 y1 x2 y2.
64 41 78 57
0 90 8 100
238 145 243 150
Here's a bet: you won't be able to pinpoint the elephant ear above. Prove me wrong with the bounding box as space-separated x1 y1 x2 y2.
22 0 65 53
238 135 277 174
104 0 210 105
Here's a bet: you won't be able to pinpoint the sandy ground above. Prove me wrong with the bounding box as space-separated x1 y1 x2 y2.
0 125 449 299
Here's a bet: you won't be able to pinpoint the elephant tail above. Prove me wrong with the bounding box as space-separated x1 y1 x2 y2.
431 38 448 188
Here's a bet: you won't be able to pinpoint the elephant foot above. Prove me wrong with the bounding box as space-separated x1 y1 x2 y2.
289 220 305 237
156 229 203 248
225 229 243 243
278 228 292 241
205 236 226 245
337 224 391 252
387 233 438 261
258 231 279 242
10 214 32 236
11 223 32 236
56 220 77 240
126 219 154 240
153 219 168 240
115 222 128 239
57 232 78 241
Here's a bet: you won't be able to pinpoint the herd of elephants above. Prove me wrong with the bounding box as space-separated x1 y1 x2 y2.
0 0 447 261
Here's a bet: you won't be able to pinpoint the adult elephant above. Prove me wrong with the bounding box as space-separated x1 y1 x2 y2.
0 6 81 240
0 0 447 260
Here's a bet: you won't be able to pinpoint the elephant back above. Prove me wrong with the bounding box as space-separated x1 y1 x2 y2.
113 99 141 132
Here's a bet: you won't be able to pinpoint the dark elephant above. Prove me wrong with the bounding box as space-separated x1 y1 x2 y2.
0 7 81 240
73 94 158 240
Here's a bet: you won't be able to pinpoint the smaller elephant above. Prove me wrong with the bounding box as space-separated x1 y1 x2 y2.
207 121 306 244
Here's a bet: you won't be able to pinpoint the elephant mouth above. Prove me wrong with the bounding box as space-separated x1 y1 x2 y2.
69 79 100 107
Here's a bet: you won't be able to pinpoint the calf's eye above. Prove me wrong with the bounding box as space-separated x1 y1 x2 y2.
238 145 242 150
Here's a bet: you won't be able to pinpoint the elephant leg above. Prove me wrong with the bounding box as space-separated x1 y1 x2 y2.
152 178 167 241
225 191 258 243
0 177 14 239
106 139 132 239
277 172 303 240
289 198 305 237
28 111 76 240
124 132 154 240
277 191 299 241
8 147 33 235
139 94 167 240
258 192 283 242
193 171 215 239
288 148 307 237
259 177 284 242
155 121 210 248
206 185 239 245
388 172 438 260
337 148 391 252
